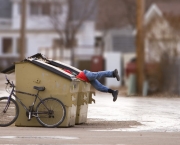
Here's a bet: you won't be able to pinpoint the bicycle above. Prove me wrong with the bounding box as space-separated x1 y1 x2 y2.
0 76 66 128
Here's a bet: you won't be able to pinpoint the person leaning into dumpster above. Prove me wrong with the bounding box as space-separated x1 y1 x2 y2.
64 69 120 102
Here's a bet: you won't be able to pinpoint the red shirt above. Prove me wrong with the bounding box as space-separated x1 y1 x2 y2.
76 71 89 82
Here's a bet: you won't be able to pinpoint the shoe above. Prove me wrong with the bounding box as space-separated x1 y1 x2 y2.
113 69 120 81
112 90 118 102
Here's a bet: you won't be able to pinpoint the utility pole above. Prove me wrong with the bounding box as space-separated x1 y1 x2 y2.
136 0 145 94
20 0 26 60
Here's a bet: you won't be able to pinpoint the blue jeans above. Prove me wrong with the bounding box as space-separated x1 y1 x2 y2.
83 70 114 92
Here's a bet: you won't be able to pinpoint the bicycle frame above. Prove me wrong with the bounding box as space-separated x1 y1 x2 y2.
6 84 50 119
1 77 66 128
13 90 38 113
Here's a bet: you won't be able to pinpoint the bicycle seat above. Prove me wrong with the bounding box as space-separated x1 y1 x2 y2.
33 86 45 91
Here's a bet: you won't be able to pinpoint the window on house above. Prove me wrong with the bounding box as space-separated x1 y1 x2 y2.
30 2 51 16
18 3 21 15
42 2 51 15
30 2 40 15
2 38 13 53
95 37 103 48
51 2 62 15
53 38 77 48
53 39 64 48
113 36 135 52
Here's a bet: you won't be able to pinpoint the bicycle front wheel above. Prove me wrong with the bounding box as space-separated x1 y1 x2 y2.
0 97 19 127
36 97 66 128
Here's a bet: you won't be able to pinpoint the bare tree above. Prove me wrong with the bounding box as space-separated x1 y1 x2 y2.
50 0 97 66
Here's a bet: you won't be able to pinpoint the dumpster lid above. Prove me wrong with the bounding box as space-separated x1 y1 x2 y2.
28 53 81 75
48 60 81 75
1 58 76 81
27 53 46 60
1 53 46 74
1 53 81 79
28 59 75 81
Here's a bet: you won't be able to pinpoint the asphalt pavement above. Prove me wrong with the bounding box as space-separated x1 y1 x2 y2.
0 74 180 144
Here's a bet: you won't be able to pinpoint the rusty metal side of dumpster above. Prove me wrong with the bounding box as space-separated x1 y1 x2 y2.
88 91 96 104
75 81 91 124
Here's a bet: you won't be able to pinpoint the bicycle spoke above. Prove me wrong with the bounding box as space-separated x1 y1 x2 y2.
36 98 66 127
0 97 19 127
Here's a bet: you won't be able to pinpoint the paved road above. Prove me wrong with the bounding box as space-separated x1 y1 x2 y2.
88 93 180 132
0 126 180 145
1 74 180 144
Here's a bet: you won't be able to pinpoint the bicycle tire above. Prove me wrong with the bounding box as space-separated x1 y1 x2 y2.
36 97 66 128
0 97 19 127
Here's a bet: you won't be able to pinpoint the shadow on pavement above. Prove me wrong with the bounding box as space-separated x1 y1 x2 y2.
75 118 142 129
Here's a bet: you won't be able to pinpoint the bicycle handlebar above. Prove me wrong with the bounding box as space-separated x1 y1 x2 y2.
5 75 15 88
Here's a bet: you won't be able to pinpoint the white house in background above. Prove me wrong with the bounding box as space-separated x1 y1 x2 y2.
0 0 97 68
103 25 136 67
98 2 180 87
139 2 180 94
144 2 180 63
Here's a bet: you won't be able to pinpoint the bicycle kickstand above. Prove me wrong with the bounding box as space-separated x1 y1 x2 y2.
27 105 33 121
28 112 32 121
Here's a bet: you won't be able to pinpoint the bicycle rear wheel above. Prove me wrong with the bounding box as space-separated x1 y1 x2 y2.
0 97 19 127
36 97 66 128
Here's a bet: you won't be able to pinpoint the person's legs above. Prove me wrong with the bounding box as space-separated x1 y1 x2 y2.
107 89 119 102
90 79 109 92
83 69 119 81
90 79 119 102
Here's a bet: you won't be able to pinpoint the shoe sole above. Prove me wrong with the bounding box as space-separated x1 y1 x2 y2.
113 90 118 102
114 69 120 81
